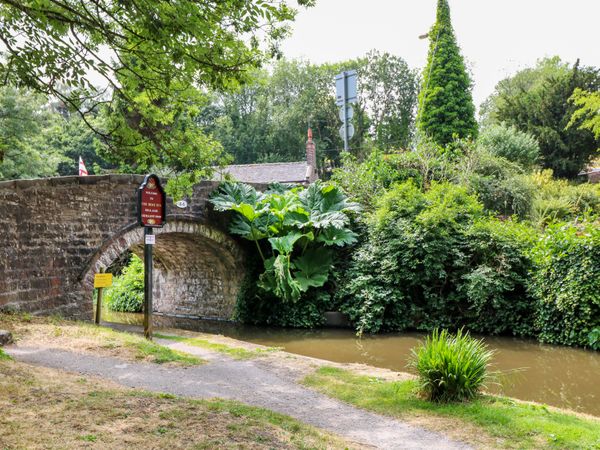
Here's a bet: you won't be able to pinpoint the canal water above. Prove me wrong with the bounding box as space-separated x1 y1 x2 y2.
102 309 600 416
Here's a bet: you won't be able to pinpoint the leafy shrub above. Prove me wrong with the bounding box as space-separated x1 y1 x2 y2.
462 219 538 336
233 255 333 328
211 181 359 306
339 181 537 336
331 151 411 208
339 182 477 333
529 170 600 225
470 173 534 219
456 145 535 218
105 255 144 312
478 123 540 168
529 222 600 347
331 139 458 209
409 328 494 402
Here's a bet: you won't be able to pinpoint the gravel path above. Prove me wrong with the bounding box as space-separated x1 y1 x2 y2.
7 344 470 450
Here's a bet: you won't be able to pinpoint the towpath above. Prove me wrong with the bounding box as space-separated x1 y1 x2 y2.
7 336 470 450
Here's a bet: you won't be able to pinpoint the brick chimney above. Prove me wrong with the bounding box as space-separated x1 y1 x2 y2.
306 128 317 182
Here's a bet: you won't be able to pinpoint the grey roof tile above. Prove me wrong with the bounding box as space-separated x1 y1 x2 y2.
215 161 311 184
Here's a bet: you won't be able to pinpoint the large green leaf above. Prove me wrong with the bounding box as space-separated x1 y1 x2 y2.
283 209 310 228
230 203 264 221
316 227 359 247
310 211 350 229
293 248 333 291
321 184 361 213
210 182 260 211
268 232 310 254
298 181 324 212
258 255 302 302
229 214 270 241
299 181 360 214
299 180 360 229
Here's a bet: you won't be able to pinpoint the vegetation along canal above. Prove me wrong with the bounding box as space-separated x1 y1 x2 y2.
103 308 600 417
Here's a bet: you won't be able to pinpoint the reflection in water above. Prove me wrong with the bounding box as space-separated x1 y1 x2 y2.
103 309 600 416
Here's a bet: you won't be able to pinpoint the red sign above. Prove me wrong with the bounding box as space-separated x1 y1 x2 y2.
137 174 166 227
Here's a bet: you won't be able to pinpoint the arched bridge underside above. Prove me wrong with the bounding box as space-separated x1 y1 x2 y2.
0 175 252 320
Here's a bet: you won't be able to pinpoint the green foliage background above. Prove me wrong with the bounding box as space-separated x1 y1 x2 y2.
331 145 599 348
529 222 600 347
482 57 600 178
105 255 144 313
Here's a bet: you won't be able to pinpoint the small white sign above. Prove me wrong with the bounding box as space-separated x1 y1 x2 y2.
175 200 188 209
145 234 156 245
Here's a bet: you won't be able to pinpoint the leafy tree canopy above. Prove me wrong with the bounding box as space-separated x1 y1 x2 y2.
359 50 419 151
569 88 600 141
202 52 419 167
0 86 69 179
0 0 313 193
483 57 600 178
417 0 477 146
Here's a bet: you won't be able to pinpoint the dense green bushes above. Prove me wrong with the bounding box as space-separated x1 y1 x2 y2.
334 139 600 225
214 173 599 349
333 169 599 347
529 222 600 347
338 181 537 336
105 255 144 313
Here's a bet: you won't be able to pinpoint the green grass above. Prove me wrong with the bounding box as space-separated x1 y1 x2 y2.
0 312 203 366
0 347 12 361
88 326 203 365
303 367 600 449
155 333 280 360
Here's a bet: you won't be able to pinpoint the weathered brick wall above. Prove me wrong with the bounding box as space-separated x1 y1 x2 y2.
0 175 247 320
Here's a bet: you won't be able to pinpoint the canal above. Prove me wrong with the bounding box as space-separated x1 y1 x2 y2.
103 309 600 416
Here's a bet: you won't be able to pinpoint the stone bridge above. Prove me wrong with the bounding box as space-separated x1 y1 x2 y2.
0 175 252 320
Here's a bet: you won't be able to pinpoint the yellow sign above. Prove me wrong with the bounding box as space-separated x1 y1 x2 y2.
94 273 113 288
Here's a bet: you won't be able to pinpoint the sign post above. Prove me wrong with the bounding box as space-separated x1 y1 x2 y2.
335 70 358 152
93 270 112 325
137 174 166 340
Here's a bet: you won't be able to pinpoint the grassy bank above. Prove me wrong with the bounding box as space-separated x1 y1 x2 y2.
0 313 201 365
155 333 280 360
0 359 353 449
303 367 600 449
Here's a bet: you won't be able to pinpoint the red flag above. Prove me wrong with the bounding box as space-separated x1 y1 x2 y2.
78 156 88 176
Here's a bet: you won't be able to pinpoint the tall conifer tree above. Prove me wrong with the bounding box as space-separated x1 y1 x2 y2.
417 0 478 146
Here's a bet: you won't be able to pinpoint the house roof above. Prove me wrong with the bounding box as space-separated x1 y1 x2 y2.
215 161 311 184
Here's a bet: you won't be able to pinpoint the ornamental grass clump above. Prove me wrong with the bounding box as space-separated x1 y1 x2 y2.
410 328 493 402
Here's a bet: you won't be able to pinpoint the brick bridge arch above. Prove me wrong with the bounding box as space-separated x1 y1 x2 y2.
0 175 253 319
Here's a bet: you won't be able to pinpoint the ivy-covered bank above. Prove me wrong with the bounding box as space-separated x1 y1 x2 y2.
207 141 599 350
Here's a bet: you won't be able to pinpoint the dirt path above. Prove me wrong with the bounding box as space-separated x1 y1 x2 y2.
7 342 470 450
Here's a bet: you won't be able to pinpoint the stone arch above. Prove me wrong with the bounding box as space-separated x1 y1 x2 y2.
81 218 245 320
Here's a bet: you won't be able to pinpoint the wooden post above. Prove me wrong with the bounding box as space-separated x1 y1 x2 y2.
95 268 105 325
138 174 164 340
143 227 153 340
